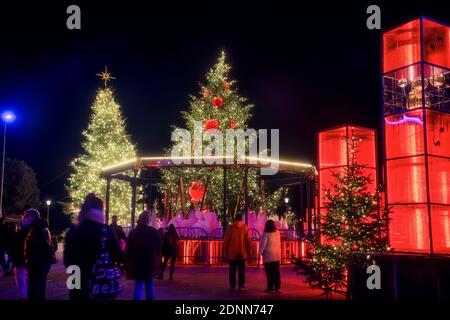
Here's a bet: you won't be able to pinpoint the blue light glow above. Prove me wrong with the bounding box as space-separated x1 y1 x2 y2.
1 111 16 123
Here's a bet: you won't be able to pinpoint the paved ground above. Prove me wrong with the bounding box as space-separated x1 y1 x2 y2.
0 250 326 300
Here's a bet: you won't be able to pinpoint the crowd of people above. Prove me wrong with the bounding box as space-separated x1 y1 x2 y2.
0 209 57 300
0 193 283 300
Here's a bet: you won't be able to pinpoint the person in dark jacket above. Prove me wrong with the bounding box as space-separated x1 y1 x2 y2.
64 193 124 300
23 209 53 300
158 227 165 239
156 224 180 280
0 217 12 276
51 235 58 255
10 220 29 299
110 215 127 244
126 211 162 300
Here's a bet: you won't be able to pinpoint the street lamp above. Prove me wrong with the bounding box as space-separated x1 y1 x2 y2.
284 197 289 215
0 111 16 218
46 200 52 229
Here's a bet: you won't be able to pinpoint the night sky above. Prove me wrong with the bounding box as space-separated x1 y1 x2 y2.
0 1 449 205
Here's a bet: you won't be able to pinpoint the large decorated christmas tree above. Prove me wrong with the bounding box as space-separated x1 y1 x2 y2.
296 136 390 298
66 68 137 225
161 51 284 223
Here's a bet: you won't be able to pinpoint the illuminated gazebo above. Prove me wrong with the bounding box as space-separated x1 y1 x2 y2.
101 155 317 232
101 155 316 265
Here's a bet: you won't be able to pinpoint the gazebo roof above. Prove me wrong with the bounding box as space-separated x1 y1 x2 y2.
101 155 317 177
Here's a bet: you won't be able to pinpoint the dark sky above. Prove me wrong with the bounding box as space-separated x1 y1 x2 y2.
0 1 449 203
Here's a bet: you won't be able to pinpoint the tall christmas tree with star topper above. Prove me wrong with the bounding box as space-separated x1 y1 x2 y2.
161 51 285 223
66 67 137 225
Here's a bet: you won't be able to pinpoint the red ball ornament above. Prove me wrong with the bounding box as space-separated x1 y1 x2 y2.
212 96 224 108
230 121 237 129
223 81 231 90
189 181 206 203
204 119 219 131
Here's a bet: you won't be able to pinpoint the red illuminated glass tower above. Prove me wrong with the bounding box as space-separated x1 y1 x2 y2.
383 17 450 254
318 125 377 224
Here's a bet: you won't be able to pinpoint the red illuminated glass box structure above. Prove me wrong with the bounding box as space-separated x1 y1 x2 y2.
383 17 450 254
318 125 377 225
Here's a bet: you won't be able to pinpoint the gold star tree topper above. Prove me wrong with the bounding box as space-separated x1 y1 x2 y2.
96 66 116 87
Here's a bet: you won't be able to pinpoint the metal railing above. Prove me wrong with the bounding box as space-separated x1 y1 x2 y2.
209 228 223 239
123 226 300 240
175 238 302 265
122 226 303 265
176 227 209 239
279 229 303 240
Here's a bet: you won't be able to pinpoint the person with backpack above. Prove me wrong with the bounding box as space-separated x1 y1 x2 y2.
23 209 54 300
64 193 124 300
258 220 281 293
156 224 180 280
223 214 252 291
126 211 162 300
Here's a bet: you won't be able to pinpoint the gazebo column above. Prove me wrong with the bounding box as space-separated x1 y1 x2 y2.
130 170 138 228
299 175 305 233
105 176 111 225
148 169 153 211
244 167 249 225
222 166 227 236
306 176 312 236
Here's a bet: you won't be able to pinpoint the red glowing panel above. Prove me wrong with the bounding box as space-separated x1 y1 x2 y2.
423 63 448 78
318 208 328 221
386 156 427 204
350 127 376 168
385 110 424 159
361 168 377 193
319 167 344 208
428 156 450 205
426 109 450 158
431 205 450 254
383 19 421 73
384 63 422 82
389 205 430 253
423 19 450 69
318 127 347 168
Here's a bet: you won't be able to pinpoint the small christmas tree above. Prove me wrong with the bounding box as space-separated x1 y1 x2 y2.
161 51 284 222
66 68 137 225
295 136 390 298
